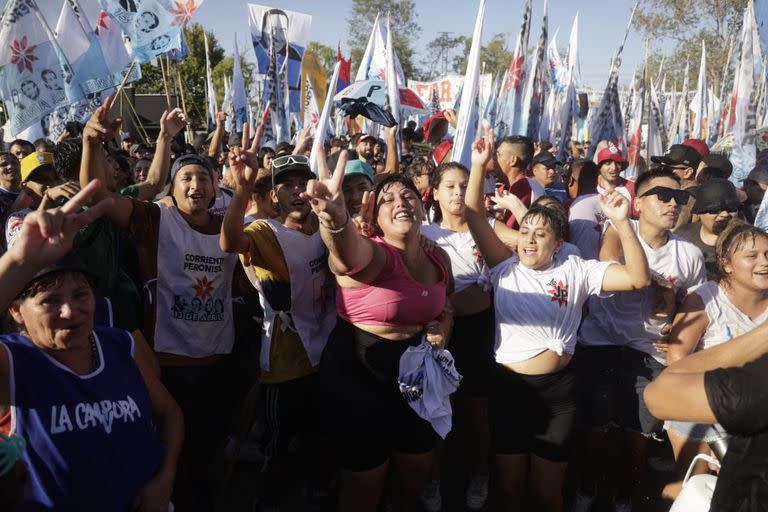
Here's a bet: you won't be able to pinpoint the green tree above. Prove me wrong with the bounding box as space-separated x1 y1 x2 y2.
452 33 513 78
635 0 748 95
133 23 227 130
347 0 420 79
307 41 337 75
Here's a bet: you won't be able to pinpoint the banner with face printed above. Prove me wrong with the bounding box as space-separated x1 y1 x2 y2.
248 4 312 114
0 0 82 134
98 0 204 63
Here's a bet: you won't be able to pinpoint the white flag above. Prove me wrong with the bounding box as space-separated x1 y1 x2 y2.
689 41 709 139
452 0 486 168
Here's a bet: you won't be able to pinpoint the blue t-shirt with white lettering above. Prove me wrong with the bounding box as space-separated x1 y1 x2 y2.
1 327 164 511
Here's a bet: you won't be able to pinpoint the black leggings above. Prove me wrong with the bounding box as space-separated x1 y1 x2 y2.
319 318 437 472
450 307 495 396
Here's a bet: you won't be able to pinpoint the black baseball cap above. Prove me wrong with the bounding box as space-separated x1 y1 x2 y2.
651 144 702 169
531 152 561 168
692 178 740 214
744 164 768 185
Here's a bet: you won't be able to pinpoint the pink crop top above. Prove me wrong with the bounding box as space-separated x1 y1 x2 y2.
337 237 448 326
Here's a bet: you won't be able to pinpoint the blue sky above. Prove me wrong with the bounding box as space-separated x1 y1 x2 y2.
25 0 649 89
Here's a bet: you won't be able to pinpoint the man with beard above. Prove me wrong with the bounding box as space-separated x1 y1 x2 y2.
352 133 377 166
675 179 740 279
221 126 338 510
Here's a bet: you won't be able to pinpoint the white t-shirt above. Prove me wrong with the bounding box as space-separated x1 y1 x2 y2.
568 193 605 261
597 182 632 203
421 220 494 293
693 280 768 351
578 219 707 362
209 189 233 217
5 207 30 249
489 254 614 365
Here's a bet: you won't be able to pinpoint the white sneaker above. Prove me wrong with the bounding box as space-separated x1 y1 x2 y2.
570 491 594 512
420 480 442 512
465 475 489 511
613 501 632 512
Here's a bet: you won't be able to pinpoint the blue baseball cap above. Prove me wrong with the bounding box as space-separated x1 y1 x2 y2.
344 159 374 183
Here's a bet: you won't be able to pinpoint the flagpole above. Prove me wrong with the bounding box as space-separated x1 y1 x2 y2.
175 63 193 143
159 56 172 109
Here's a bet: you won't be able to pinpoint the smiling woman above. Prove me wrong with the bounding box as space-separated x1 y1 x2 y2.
0 252 183 512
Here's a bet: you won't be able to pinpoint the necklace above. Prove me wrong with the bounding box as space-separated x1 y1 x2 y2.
89 334 99 372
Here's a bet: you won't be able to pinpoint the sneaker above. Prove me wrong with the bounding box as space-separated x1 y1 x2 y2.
420 480 442 512
613 501 632 512
465 475 489 510
570 491 594 512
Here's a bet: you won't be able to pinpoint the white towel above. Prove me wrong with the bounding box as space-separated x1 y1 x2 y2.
398 338 462 438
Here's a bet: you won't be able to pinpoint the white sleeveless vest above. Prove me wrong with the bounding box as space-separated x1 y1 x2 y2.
243 219 337 371
153 203 238 357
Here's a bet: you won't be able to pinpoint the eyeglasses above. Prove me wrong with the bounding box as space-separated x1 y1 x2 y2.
639 186 692 205
272 154 309 169
698 205 739 215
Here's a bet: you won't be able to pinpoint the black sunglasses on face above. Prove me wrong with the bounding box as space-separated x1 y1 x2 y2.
699 205 739 215
639 186 691 205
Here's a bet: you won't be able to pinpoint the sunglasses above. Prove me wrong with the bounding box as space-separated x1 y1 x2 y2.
639 186 691 205
698 205 739 215
272 154 309 169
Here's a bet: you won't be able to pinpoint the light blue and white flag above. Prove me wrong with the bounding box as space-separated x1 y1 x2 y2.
231 37 248 133
731 1 760 184
248 4 311 114
99 0 203 64
204 31 217 130
452 0 486 168
310 61 340 175
0 0 80 134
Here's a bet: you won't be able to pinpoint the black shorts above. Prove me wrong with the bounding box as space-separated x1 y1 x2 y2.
319 318 437 472
450 308 495 396
261 373 321 458
489 362 577 462
574 345 664 435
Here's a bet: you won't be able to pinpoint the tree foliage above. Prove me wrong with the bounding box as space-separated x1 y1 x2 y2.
307 41 337 76
347 0 420 79
635 0 748 94
418 32 512 80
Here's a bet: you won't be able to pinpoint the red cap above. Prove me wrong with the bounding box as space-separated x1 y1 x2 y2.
681 138 709 157
597 145 628 168
423 112 447 140
432 139 453 165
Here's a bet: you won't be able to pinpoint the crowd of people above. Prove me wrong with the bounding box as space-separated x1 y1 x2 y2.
0 96 766 512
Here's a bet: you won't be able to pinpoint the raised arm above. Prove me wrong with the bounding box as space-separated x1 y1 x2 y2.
221 123 263 254
598 191 651 292
292 125 312 156
666 292 709 365
206 111 227 159
80 96 134 228
0 181 113 311
465 126 513 268
134 108 187 201
384 125 399 174
302 149 376 276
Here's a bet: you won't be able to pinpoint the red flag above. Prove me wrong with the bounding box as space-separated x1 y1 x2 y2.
337 43 351 93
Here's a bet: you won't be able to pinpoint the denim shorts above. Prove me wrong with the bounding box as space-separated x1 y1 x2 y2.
664 421 721 443
574 345 665 435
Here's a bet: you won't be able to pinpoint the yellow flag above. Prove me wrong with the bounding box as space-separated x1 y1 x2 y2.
301 52 328 119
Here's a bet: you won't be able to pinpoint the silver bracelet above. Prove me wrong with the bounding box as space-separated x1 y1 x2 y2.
320 214 349 234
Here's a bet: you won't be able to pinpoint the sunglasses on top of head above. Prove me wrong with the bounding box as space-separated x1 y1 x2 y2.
272 154 309 169
639 186 691 205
